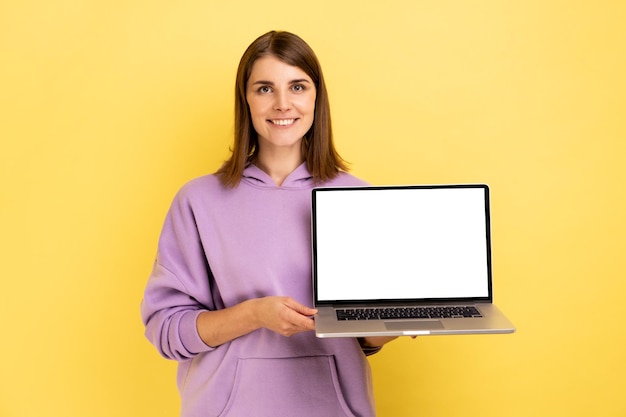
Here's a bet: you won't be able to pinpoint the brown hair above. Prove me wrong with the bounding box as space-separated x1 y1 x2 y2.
216 31 349 187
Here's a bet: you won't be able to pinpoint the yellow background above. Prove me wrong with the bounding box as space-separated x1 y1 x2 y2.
1 1 625 416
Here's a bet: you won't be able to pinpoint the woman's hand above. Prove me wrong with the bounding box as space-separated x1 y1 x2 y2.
360 336 399 347
196 296 317 348
253 296 318 337
360 335 418 348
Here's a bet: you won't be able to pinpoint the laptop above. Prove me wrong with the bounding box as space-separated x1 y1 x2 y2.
311 184 515 337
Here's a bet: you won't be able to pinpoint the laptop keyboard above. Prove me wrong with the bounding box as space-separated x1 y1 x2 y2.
336 306 483 320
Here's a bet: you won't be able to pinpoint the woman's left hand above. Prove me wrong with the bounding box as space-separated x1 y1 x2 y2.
360 336 398 347
361 335 417 348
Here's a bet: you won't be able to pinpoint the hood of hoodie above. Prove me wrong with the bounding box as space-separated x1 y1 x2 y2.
241 162 313 189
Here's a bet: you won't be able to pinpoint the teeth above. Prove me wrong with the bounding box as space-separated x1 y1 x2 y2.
271 119 295 126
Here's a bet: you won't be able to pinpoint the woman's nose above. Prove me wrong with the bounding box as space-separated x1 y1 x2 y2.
273 90 291 111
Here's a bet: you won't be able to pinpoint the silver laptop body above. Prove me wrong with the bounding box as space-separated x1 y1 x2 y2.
311 184 515 338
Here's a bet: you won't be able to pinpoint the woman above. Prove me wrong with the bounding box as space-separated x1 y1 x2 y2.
141 30 396 417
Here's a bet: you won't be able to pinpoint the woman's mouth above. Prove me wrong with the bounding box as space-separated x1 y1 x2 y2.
269 119 296 126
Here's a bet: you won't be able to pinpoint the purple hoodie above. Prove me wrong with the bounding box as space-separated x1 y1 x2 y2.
141 163 375 417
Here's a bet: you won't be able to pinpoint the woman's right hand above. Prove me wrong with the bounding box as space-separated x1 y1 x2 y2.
196 296 318 348
252 296 318 337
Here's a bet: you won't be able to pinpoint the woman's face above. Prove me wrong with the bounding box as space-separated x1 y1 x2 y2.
246 55 316 153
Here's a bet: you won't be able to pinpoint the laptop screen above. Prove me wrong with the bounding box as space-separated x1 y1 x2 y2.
312 185 492 304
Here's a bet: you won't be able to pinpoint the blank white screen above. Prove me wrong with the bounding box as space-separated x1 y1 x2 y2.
314 187 490 301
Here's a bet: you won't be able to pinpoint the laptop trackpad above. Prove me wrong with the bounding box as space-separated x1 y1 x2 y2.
385 320 444 331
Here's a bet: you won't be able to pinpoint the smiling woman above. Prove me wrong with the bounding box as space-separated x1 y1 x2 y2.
140 30 394 417
245 56 317 185
216 30 348 188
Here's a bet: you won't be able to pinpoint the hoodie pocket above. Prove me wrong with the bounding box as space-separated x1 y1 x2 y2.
218 355 357 417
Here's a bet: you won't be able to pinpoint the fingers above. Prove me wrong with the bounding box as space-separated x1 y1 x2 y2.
280 306 316 333
361 336 398 347
282 297 318 317
259 296 317 337
278 297 317 334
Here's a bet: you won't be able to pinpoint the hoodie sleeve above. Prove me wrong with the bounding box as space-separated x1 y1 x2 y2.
140 185 217 360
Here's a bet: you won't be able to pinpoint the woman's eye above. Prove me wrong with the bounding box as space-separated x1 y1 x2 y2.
258 86 272 94
292 84 305 92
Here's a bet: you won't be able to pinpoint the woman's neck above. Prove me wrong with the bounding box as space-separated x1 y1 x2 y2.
255 146 304 187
